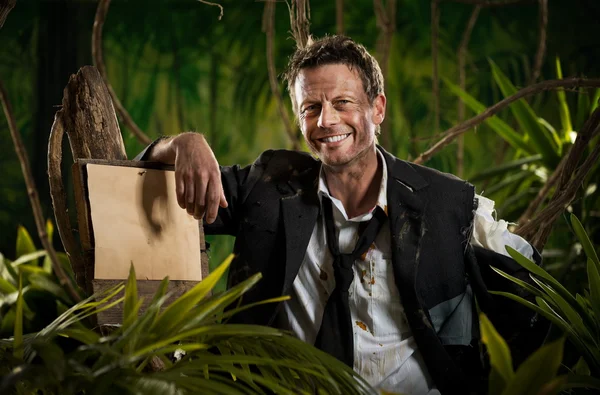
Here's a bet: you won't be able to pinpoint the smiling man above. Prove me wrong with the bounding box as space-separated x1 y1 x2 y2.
136 36 544 395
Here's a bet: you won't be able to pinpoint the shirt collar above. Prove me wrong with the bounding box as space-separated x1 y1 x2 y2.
318 148 388 222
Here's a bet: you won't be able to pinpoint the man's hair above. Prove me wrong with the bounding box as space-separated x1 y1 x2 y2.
283 35 384 113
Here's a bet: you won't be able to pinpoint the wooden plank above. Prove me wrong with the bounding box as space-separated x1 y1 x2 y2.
93 279 197 326
72 159 210 324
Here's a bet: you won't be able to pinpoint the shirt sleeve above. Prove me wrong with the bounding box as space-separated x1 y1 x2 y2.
470 194 534 260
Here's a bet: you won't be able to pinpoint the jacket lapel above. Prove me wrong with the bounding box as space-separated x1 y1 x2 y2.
382 147 467 392
280 164 321 296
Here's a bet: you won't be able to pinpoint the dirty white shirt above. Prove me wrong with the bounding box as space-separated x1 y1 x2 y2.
278 149 534 395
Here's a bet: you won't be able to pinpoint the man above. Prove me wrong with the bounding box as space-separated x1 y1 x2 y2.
136 36 542 394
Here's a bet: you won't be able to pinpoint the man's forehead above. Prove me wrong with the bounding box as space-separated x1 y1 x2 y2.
294 64 363 94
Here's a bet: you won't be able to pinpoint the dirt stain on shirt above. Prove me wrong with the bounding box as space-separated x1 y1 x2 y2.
355 321 368 331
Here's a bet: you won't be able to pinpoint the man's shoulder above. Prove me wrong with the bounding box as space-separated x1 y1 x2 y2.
382 149 471 191
254 149 319 174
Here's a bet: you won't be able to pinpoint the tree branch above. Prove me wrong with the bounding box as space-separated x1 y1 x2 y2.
443 0 535 6
197 0 224 20
0 79 81 303
431 0 441 133
263 0 301 150
286 0 312 49
92 0 152 145
413 78 600 165
528 0 548 85
336 0 344 35
515 106 600 249
48 112 87 289
457 5 481 177
0 0 16 28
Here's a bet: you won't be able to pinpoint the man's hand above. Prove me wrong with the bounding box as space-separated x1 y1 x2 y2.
147 132 228 223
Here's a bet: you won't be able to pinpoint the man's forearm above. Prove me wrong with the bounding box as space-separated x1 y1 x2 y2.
145 136 177 164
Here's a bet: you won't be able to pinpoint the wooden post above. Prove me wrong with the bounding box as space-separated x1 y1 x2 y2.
49 66 208 325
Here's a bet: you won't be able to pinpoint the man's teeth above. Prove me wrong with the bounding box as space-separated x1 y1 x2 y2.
322 134 349 143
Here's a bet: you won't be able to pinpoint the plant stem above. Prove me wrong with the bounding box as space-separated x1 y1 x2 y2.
263 0 301 151
0 79 81 303
92 0 152 145
414 78 600 165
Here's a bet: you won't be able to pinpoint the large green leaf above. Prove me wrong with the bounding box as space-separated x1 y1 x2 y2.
150 254 234 337
13 275 24 360
469 155 541 182
570 214 600 267
444 77 531 154
489 60 561 168
587 258 600 329
555 57 573 139
480 313 514 391
123 263 140 333
502 337 564 395
16 226 37 261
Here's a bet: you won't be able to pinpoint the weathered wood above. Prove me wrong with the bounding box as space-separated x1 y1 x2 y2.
61 66 126 161
92 279 198 325
50 66 127 293
0 0 16 28
48 113 86 290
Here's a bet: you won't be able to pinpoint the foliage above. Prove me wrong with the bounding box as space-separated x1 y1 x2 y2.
490 214 600 380
0 254 375 395
0 223 78 338
480 312 600 395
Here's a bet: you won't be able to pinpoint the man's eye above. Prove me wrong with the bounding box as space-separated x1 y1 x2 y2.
302 105 319 113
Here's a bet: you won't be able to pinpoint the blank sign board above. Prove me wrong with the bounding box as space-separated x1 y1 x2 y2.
86 163 202 281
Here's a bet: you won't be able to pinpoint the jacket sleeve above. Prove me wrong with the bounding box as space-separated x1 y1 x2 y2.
466 243 549 367
202 150 275 236
133 138 274 237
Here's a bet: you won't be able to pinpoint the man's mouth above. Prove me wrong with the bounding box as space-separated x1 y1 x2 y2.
319 133 350 143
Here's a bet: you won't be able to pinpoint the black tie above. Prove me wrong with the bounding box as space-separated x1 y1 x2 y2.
314 196 387 367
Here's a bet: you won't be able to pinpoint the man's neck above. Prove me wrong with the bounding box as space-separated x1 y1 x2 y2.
323 146 382 218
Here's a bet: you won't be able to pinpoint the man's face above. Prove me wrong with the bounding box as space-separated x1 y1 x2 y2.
294 64 386 168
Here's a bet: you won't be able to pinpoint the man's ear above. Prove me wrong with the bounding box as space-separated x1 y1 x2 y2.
371 94 386 125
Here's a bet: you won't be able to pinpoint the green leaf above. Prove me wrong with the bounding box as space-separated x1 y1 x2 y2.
575 88 591 131
591 89 600 114
0 277 17 294
562 374 600 391
14 274 24 360
480 313 514 390
555 57 573 138
490 60 561 167
28 273 70 302
490 267 542 298
16 226 37 260
123 263 139 332
150 254 235 336
46 219 54 243
444 77 532 154
12 251 47 266
469 155 541 182
58 328 101 345
1 255 18 283
586 258 600 328
501 337 564 395
570 214 600 267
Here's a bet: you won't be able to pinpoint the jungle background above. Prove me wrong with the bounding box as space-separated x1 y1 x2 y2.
1 0 599 289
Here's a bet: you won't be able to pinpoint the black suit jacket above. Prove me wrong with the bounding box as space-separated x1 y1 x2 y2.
136 143 544 394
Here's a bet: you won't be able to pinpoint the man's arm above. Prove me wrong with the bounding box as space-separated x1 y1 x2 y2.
139 132 228 224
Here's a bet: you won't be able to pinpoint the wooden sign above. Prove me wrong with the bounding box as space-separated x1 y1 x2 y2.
73 159 208 325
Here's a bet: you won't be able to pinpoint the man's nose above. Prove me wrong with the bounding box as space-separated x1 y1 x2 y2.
317 103 340 129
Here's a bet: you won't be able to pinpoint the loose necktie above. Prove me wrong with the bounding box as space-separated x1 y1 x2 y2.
314 196 387 366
